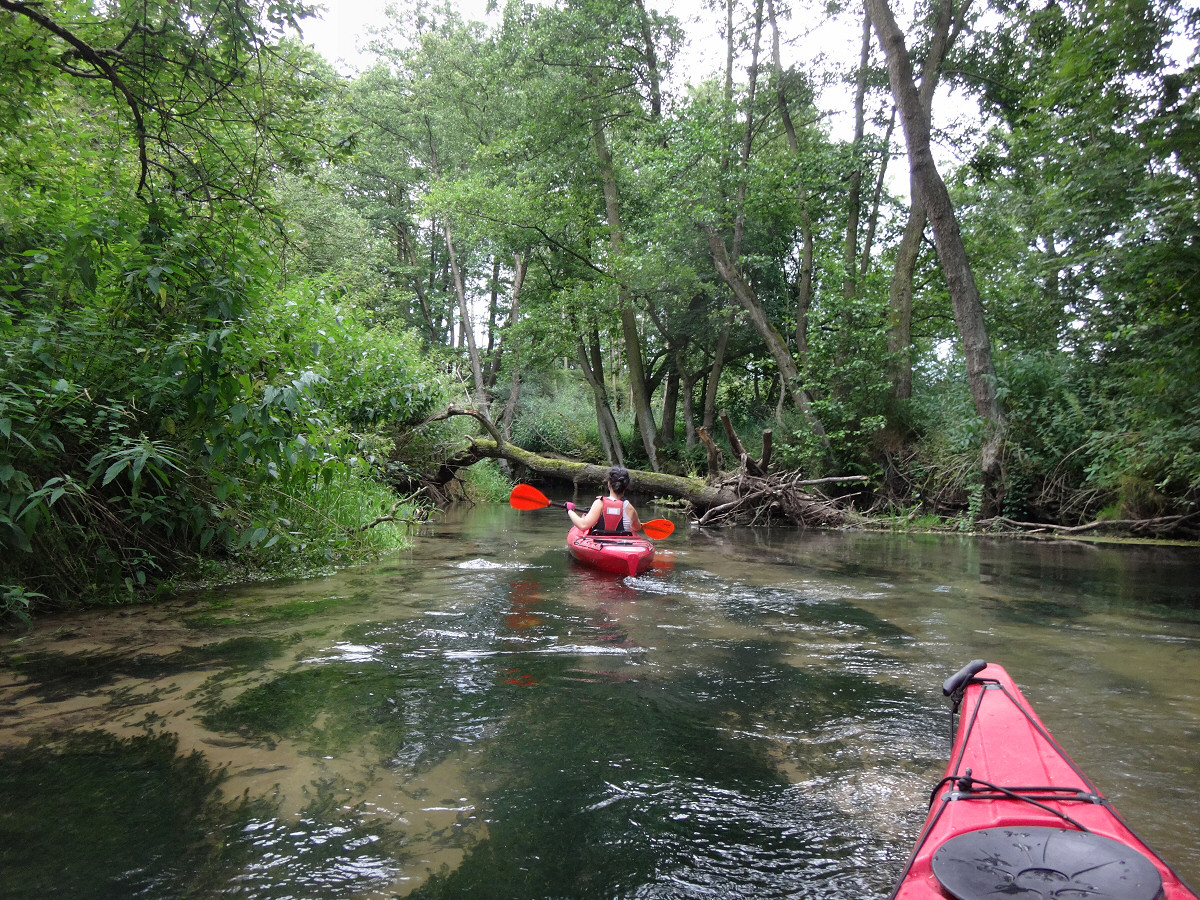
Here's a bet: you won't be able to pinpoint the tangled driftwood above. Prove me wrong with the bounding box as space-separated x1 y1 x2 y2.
978 513 1200 538
695 470 868 526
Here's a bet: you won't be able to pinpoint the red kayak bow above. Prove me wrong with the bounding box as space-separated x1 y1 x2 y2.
891 660 1197 900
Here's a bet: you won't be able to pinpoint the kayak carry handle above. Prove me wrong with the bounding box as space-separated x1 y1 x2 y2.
943 659 988 697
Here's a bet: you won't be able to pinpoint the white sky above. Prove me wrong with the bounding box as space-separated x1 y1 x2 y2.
296 0 981 188
299 0 863 119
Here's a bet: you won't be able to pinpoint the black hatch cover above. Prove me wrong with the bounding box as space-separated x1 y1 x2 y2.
931 826 1164 900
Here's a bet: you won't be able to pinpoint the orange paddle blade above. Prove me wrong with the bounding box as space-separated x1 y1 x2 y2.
509 483 552 510
641 518 674 540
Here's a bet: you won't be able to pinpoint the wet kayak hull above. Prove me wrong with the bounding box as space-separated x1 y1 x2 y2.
567 526 654 576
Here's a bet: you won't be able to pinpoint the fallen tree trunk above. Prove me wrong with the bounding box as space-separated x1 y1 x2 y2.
422 406 867 526
441 436 739 509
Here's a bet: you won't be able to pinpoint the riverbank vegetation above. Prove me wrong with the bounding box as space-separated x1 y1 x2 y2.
2 0 1197 621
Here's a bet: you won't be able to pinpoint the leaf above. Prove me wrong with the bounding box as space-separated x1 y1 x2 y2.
239 525 269 548
103 459 129 486
77 255 97 293
7 523 32 553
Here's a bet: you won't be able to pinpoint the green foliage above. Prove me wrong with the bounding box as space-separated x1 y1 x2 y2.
0 1 339 205
0 584 42 626
273 173 385 282
0 240 442 616
3 0 1198 629
508 376 609 463
243 279 441 431
949 0 1200 519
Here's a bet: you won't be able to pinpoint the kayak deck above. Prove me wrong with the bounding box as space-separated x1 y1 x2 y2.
892 661 1197 900
567 526 654 576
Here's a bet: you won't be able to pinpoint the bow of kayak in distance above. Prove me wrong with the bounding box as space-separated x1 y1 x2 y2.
891 659 1198 900
567 526 655 577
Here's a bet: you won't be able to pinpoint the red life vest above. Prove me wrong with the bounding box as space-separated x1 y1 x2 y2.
594 497 630 535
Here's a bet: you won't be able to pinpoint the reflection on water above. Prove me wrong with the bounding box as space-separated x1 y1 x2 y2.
1 504 1198 899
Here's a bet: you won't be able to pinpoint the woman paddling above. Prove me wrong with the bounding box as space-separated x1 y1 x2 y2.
566 466 643 536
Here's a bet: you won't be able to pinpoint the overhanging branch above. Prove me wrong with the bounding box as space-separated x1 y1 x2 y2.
2 0 150 197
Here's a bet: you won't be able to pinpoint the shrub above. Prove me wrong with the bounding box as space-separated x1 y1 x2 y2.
0 270 444 618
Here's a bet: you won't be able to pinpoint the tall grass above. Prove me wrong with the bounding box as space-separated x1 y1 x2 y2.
187 467 427 587
457 460 513 502
508 376 610 462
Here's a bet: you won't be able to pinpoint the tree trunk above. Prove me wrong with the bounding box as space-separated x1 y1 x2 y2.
708 0 827 446
397 222 438 342
887 0 967 405
621 304 660 469
427 416 865 526
703 309 734 436
843 5 871 303
578 330 626 466
633 0 664 120
660 366 679 445
728 0 765 262
860 107 895 279
500 253 527 442
795 217 814 375
470 439 742 510
766 0 816 393
443 225 489 413
483 255 502 388
705 231 830 444
433 219 449 341
592 114 659 469
680 362 700 448
724 0 735 104
866 0 1006 513
888 198 923 402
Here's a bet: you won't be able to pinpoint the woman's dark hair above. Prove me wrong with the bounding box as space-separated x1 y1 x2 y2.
607 466 631 495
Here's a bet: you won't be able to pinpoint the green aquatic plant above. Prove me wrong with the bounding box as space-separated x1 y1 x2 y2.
3 637 288 700
183 589 375 628
199 663 412 756
457 459 513 502
0 728 414 897
0 731 266 897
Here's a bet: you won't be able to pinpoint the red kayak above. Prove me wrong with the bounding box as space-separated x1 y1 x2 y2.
567 526 655 576
892 660 1197 900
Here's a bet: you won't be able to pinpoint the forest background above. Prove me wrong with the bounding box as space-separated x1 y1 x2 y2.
1 0 1197 622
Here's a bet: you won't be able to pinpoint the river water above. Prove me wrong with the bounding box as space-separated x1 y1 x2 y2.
2 502 1198 899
